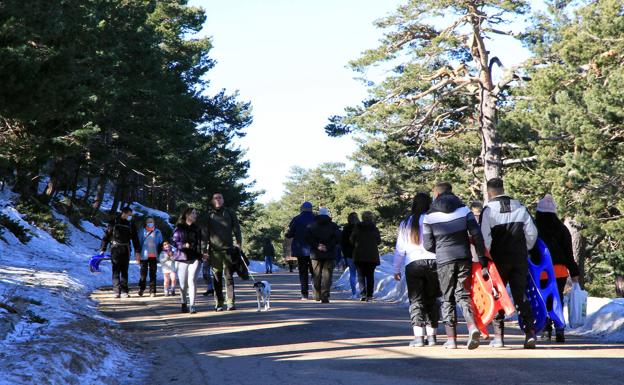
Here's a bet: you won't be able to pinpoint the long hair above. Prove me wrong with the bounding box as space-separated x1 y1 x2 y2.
347 212 360 225
177 207 195 225
409 192 432 244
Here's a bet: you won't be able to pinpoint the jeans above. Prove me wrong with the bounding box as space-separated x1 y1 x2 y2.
139 258 158 293
437 260 476 327
177 259 199 306
265 255 273 273
311 259 335 301
355 262 376 299
345 257 357 296
202 259 214 290
405 259 440 327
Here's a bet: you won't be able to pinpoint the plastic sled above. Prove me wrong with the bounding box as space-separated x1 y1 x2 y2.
470 258 515 338
519 238 565 331
89 254 111 273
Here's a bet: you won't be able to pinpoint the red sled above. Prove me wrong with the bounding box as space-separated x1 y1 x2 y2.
470 260 515 338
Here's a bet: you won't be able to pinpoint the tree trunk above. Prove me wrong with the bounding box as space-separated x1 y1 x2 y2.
92 164 109 210
82 177 92 202
565 218 586 287
70 164 81 203
616 275 624 298
480 89 502 194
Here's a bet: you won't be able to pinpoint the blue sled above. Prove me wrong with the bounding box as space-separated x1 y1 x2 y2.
519 238 565 332
89 254 111 273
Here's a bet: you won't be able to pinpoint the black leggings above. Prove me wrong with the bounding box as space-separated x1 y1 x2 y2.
405 259 440 327
355 262 377 298
139 259 158 293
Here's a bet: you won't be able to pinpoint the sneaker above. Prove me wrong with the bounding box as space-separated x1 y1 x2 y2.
366 297 373 302
489 337 504 348
150 292 156 298
226 304 236 311
114 293 121 299
215 305 224 312
189 305 197 314
170 289 176 296
426 335 437 346
301 296 308 301
321 299 330 304
409 337 425 347
181 303 189 313
443 339 457 349
164 290 170 297
524 330 537 349
121 293 129 298
555 332 565 343
360 297 366 302
202 289 214 297
467 327 481 350
138 290 144 297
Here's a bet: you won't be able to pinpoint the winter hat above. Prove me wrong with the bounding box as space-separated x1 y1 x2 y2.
300 201 313 211
536 194 557 214
318 207 331 217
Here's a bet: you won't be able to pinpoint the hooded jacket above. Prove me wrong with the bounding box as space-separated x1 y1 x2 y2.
534 212 580 277
350 221 382 265
480 195 538 266
304 215 341 260
423 193 486 265
286 211 316 257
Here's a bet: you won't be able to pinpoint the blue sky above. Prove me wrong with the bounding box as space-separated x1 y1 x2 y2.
189 0 533 203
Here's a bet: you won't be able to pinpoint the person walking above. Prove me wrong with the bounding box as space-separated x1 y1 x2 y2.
304 207 341 303
480 178 539 349
137 217 163 297
100 207 139 299
393 192 440 347
534 194 580 343
340 213 360 299
173 207 202 314
263 238 275 274
206 192 242 311
350 211 381 302
286 202 316 300
159 241 177 296
423 182 485 350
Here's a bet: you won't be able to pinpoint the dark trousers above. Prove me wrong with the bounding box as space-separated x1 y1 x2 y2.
406 259 440 328
355 262 377 299
541 277 567 332
311 259 335 301
494 263 535 328
438 260 475 327
297 256 312 296
288 260 295 272
111 246 130 294
139 259 158 293
213 262 235 306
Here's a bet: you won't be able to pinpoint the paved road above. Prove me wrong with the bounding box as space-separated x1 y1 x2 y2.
94 271 624 385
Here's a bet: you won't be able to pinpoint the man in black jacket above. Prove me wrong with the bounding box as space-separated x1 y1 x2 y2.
304 207 341 303
423 182 486 350
100 207 140 298
481 177 538 349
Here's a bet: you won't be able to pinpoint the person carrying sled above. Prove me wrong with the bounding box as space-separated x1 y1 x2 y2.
480 178 539 349
100 207 140 298
137 216 163 297
423 182 484 350
534 194 580 343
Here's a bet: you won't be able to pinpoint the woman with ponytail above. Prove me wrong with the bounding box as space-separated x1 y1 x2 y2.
393 192 440 347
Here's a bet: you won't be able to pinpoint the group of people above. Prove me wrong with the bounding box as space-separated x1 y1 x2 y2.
100 179 580 349
99 192 243 314
391 178 579 349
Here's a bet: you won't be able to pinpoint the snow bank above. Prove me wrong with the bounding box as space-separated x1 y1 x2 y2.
0 191 146 385
248 260 282 274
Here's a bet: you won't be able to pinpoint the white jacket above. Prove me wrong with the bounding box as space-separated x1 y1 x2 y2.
393 214 436 274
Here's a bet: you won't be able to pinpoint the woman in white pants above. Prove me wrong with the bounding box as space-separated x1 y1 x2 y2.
173 207 202 314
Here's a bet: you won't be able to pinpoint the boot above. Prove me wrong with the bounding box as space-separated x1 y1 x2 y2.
466 323 481 350
555 328 565 343
181 303 189 313
443 325 457 349
426 325 437 346
489 320 505 348
524 328 537 349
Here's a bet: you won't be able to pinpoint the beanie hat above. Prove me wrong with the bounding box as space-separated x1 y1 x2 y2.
300 201 313 211
536 194 557 214
318 207 330 217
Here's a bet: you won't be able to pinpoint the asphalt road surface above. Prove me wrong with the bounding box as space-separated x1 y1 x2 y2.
94 271 624 385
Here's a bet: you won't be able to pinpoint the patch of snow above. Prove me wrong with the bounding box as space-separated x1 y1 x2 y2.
568 298 624 342
248 260 282 274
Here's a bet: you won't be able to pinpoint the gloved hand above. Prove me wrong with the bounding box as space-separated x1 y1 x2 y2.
481 267 490 280
478 256 490 279
99 250 105 256
478 256 489 268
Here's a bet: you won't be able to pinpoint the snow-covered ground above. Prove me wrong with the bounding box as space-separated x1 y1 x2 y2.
334 253 624 342
0 188 152 385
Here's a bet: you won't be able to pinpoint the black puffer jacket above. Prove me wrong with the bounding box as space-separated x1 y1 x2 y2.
100 216 139 254
534 212 580 277
350 222 381 265
423 193 486 265
304 215 341 260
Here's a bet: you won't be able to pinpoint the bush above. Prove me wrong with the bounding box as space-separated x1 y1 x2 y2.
16 198 68 244
0 213 32 244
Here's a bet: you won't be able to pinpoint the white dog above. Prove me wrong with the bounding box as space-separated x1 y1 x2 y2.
253 280 271 312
